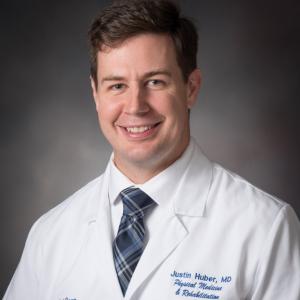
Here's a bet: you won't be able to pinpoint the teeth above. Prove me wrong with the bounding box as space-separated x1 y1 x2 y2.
126 126 153 133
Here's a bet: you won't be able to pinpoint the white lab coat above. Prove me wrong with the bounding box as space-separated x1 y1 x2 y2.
4 141 300 299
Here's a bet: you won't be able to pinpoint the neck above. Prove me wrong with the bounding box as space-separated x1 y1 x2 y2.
114 164 163 184
114 143 189 184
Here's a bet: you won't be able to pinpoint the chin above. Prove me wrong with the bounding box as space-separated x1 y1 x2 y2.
116 147 161 166
125 152 157 165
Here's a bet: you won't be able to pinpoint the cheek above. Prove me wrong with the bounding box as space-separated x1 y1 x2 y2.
151 91 177 111
98 99 122 124
157 93 187 120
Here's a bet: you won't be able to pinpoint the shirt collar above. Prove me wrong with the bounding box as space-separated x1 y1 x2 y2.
108 154 134 205
108 137 205 214
87 137 212 226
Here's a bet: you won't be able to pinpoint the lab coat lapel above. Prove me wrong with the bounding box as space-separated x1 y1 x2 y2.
95 166 124 298
125 214 188 299
125 139 213 299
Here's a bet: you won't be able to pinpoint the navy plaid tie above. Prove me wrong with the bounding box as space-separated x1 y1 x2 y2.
113 186 156 296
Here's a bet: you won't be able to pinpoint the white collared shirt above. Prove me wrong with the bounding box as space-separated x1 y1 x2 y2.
108 138 194 243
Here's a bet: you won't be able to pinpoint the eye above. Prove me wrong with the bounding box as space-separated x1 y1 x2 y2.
110 83 125 91
147 79 165 88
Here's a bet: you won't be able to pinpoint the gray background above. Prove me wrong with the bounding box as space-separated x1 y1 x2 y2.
1 0 299 296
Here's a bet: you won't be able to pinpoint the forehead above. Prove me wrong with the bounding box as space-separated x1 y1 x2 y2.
96 33 180 77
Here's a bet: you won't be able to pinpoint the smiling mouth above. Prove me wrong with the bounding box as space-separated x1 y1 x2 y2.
126 125 154 133
119 122 161 134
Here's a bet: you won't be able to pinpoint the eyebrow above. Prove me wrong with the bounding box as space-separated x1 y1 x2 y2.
100 76 125 85
143 69 172 79
100 69 172 85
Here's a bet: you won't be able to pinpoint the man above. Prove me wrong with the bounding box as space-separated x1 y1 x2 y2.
4 0 300 299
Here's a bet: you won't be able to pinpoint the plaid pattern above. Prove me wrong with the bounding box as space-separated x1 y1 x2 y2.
113 187 156 296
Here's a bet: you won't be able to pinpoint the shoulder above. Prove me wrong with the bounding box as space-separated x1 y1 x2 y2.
205 162 300 261
28 174 105 246
12 173 108 286
209 162 290 228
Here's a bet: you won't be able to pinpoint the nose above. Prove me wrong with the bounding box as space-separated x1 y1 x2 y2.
124 85 150 115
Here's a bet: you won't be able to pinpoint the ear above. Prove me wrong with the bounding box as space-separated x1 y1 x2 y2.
90 76 100 111
186 68 201 108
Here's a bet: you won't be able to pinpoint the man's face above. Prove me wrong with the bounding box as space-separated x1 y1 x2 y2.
91 33 201 182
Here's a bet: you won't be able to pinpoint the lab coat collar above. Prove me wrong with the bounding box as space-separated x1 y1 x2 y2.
81 163 112 225
142 137 212 217
172 137 213 217
107 141 193 209
107 139 194 209
84 137 212 227
107 137 212 217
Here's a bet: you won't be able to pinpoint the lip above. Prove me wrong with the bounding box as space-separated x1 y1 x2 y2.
117 122 161 140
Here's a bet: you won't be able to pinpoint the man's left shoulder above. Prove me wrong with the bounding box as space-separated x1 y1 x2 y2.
210 163 292 223
205 162 300 253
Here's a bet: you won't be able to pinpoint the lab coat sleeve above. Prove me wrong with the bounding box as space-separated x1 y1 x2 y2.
3 218 43 300
250 204 300 300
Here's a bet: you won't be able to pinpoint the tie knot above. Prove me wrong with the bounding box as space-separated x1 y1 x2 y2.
120 187 156 218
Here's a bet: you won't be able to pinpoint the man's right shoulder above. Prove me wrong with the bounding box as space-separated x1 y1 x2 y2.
28 174 105 246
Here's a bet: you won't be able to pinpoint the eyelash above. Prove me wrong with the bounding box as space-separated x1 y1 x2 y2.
108 79 165 92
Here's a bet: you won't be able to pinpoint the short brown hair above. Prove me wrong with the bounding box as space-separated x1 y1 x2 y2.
88 0 198 84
